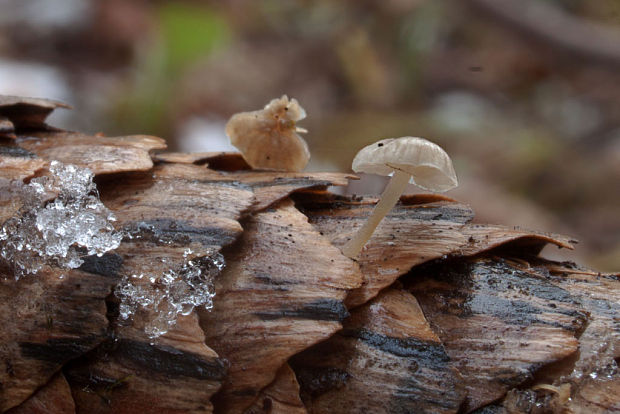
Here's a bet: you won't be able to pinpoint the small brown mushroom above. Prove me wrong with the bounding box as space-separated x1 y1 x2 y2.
225 95 310 172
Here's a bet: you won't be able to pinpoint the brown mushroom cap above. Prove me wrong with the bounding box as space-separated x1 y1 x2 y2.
225 95 310 172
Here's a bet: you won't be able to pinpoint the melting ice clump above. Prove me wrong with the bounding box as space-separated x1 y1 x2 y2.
0 161 122 279
115 249 224 338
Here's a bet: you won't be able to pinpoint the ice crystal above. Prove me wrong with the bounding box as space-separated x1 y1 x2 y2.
0 161 122 279
115 249 224 338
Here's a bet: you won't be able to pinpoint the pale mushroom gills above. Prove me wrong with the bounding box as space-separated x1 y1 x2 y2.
341 137 458 258
225 95 310 172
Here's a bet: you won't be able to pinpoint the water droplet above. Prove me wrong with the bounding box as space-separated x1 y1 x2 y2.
114 250 224 338
0 162 122 279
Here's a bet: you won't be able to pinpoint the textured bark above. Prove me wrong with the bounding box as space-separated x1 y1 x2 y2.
98 163 255 248
291 288 466 413
66 314 226 414
0 96 69 132
568 378 620 413
0 143 46 181
156 152 353 212
65 162 254 414
406 257 588 412
0 94 618 414
198 199 362 414
532 260 620 414
466 261 620 413
6 373 75 414
294 191 574 308
540 261 620 374
216 169 352 211
154 151 252 171
0 265 115 411
65 244 227 413
63 162 351 413
16 132 166 175
244 364 307 414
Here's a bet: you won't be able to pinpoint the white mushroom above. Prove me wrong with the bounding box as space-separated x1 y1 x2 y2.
341 137 458 258
225 95 310 172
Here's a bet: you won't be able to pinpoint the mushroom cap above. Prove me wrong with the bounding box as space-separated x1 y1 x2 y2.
225 95 310 172
351 136 458 192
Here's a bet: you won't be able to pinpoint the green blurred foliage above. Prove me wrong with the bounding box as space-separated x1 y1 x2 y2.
110 2 230 136
158 3 231 76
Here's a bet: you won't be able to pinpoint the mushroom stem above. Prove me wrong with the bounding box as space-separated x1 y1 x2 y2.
341 169 410 258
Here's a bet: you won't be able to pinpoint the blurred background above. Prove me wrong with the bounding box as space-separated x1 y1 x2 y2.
0 0 618 271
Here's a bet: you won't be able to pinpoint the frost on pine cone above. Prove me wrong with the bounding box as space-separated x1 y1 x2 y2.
0 95 618 414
